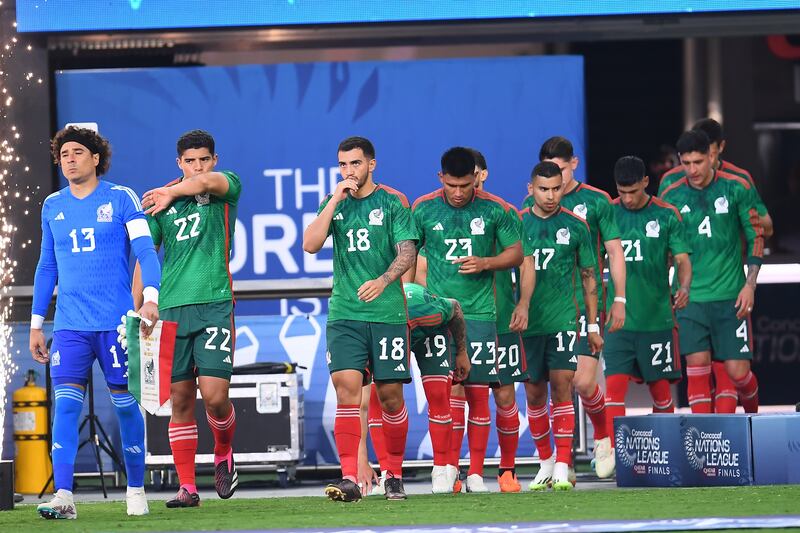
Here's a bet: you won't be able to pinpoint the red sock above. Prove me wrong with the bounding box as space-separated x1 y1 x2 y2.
552 401 575 466
732 371 759 413
604 374 629 446
382 403 409 477
207 404 236 465
169 421 198 492
422 376 452 467
367 383 389 471
334 404 361 482
580 384 608 440
495 402 520 470
526 403 553 461
465 384 490 476
449 393 466 466
713 361 738 413
648 379 675 413
686 365 712 413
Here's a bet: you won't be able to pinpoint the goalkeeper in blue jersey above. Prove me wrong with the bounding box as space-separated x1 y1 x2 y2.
29 126 161 520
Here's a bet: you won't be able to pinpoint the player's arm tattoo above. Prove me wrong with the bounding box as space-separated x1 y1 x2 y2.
580 266 599 324
745 264 760 289
447 300 468 356
380 240 416 285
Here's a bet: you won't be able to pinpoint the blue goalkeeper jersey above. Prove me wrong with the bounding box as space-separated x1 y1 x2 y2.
33 180 157 331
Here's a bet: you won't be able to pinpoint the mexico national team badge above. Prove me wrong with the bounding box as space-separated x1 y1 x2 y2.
714 196 729 214
195 193 210 205
470 217 485 235
96 202 113 222
573 203 588 219
556 227 571 245
646 220 660 238
368 208 384 225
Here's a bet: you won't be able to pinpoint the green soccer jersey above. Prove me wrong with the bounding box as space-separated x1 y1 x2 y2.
321 184 418 324
607 197 690 331
660 170 763 302
521 206 596 336
413 189 520 321
495 206 523 334
405 282 455 345
147 170 241 310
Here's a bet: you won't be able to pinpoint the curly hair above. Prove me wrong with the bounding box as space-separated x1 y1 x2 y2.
51 126 112 176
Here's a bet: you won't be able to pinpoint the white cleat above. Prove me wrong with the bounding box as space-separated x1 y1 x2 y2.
431 465 452 494
126 486 149 516
37 489 77 520
445 464 459 492
465 473 489 493
529 455 555 491
594 436 616 479
552 462 574 491
370 470 387 496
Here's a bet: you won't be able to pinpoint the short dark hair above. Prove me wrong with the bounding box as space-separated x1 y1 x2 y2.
51 126 112 176
338 136 375 159
467 148 487 171
440 147 476 178
177 129 215 156
539 136 574 162
614 156 646 186
692 118 724 145
676 130 710 155
531 161 562 181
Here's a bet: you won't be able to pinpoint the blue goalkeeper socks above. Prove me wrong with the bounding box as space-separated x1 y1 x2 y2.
110 391 145 487
52 384 85 492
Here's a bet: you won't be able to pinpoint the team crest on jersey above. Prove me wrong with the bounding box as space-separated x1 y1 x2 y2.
714 196 729 214
645 220 660 238
195 193 210 206
96 202 113 222
368 208 384 226
573 203 588 219
556 227 571 245
51 351 60 367
470 217 485 235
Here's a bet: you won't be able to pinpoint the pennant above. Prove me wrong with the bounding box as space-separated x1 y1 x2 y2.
126 316 177 415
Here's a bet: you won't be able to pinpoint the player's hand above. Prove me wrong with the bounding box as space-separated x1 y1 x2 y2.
29 328 49 364
452 256 487 275
333 178 359 202
142 186 177 216
453 350 471 383
673 287 690 310
735 285 755 320
608 301 625 333
137 301 159 337
588 331 604 355
357 455 378 496
357 277 388 303
509 302 529 332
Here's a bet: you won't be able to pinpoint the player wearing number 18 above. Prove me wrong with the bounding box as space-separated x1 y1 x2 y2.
135 130 242 507
304 136 418 502
660 130 763 414
604 156 692 447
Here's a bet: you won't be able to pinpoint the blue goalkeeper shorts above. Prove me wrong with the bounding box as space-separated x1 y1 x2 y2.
49 330 129 389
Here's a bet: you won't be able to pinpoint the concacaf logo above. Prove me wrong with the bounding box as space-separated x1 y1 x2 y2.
615 424 637 468
683 426 706 470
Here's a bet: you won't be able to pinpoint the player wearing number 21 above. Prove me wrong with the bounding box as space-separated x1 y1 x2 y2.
304 136 418 502
660 130 763 414
515 161 602 492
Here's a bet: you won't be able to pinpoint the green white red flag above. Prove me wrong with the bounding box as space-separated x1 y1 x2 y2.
126 316 177 415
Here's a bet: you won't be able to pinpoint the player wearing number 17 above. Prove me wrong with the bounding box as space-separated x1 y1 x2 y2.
30 127 161 519
304 137 418 502
660 130 763 414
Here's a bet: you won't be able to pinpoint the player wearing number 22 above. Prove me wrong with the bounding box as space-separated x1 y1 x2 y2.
136 130 242 508
31 127 161 519
412 147 523 493
515 161 602 492
604 156 692 447
304 136 418 502
660 130 763 414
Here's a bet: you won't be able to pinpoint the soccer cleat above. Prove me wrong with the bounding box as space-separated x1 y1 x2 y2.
445 465 460 493
165 487 201 508
529 455 555 491
384 475 407 500
497 471 521 493
568 466 577 487
126 486 149 516
431 465 452 494
37 489 77 520
324 479 362 502
552 462 574 491
593 436 616 479
370 470 387 496
214 451 239 499
465 473 489 493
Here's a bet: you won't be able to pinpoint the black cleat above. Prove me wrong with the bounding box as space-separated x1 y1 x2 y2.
384 476 407 500
165 487 200 508
324 478 362 502
215 453 239 499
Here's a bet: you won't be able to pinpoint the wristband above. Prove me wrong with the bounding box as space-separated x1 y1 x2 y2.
142 286 159 306
613 296 627 304
31 314 44 330
587 323 600 334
